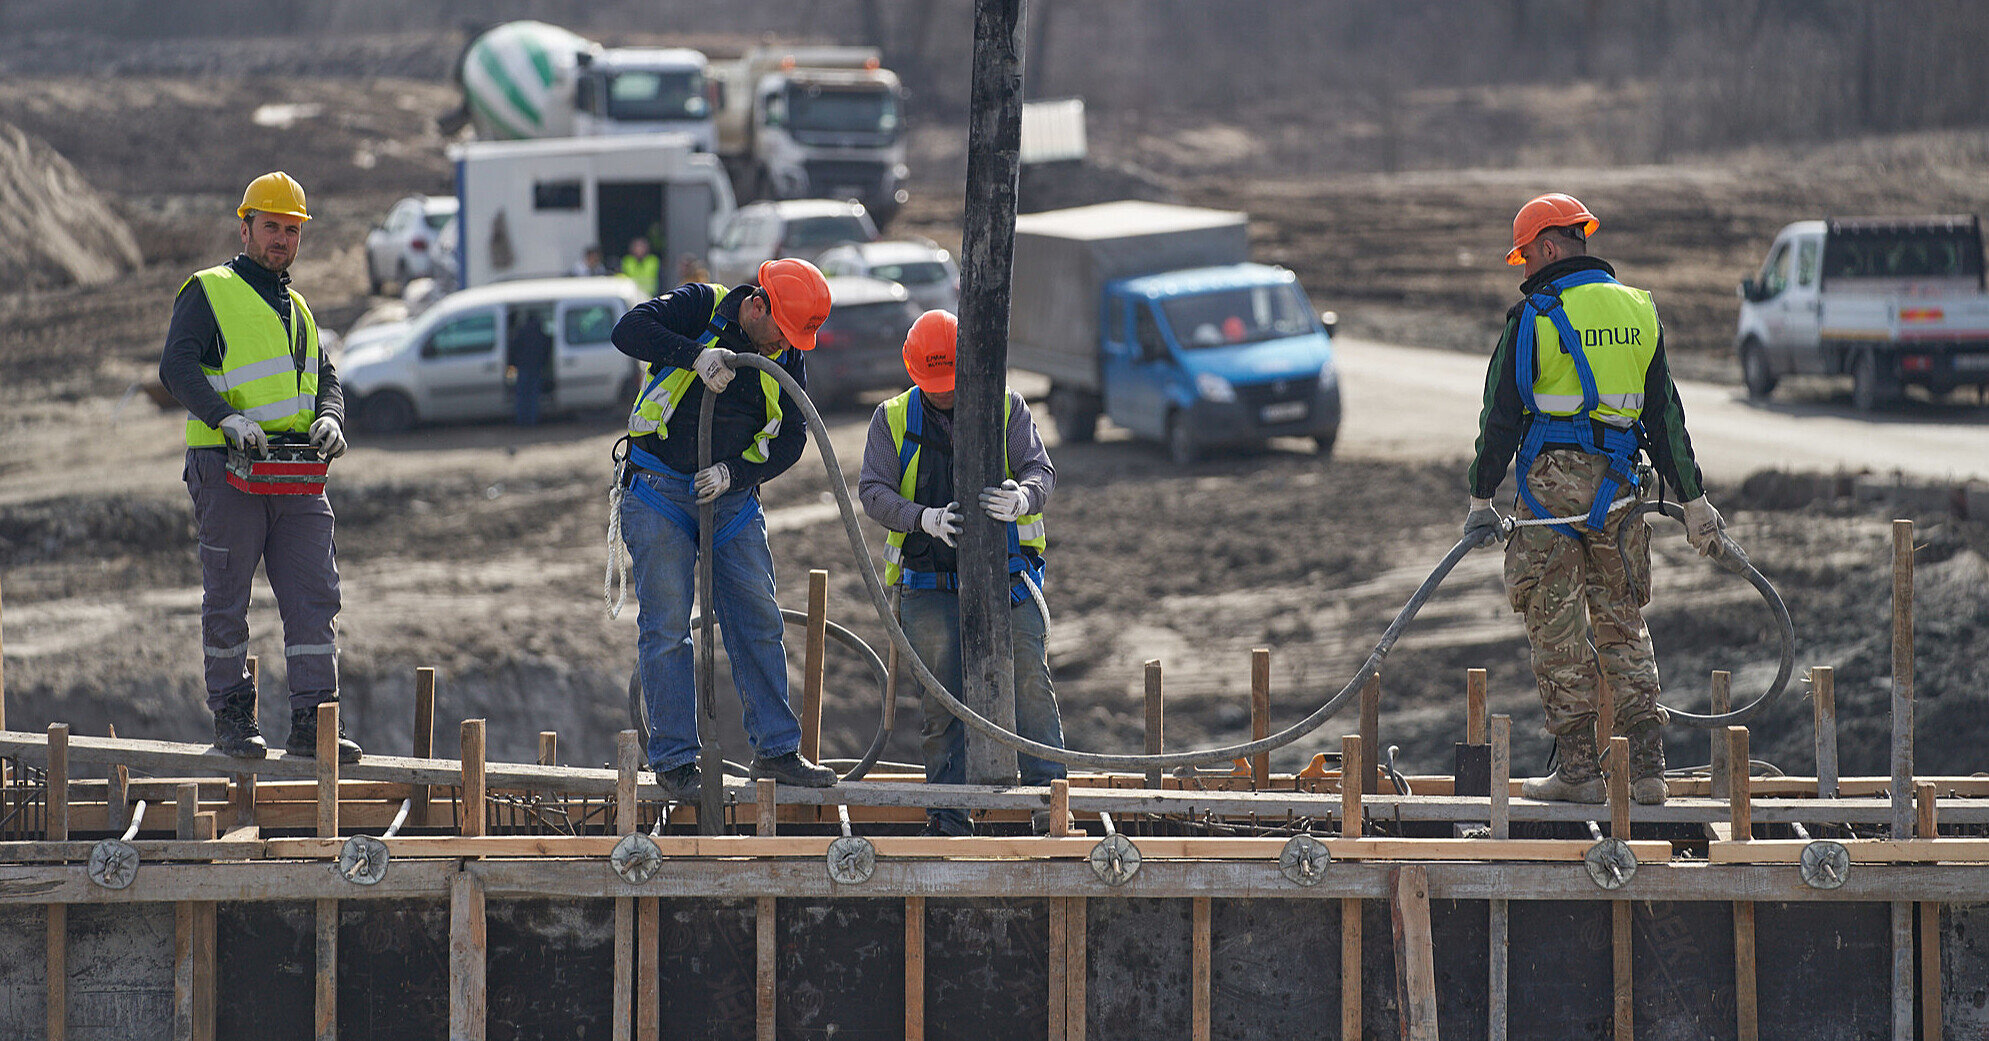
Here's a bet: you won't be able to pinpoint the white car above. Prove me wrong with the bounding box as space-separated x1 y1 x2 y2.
706 199 878 286
364 195 459 295
340 277 646 432
815 239 960 313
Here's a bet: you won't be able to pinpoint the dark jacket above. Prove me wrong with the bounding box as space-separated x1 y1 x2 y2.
1467 256 1704 502
158 254 343 435
611 282 808 488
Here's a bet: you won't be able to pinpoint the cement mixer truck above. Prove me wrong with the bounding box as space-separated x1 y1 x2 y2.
459 21 717 151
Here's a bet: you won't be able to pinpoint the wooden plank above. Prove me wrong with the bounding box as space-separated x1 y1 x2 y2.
317 703 339 838
1701 838 1989 864
1392 864 1438 1041
1608 735 1630 839
802 569 827 765
1728 728 1750 839
461 720 486 838
48 723 69 842
757 778 776 836
616 730 639 833
1734 899 1758 1041
1251 649 1271 787
637 898 659 1041
613 898 633 1041
175 902 195 1041
1916 782 1937 838
905 895 925 1041
1143 660 1163 790
177 783 200 840
538 731 558 768
107 724 129 834
1047 896 1066 1041
1360 673 1381 794
1892 519 1915 843
1812 666 1838 798
1920 901 1942 1041
411 667 435 826
47 902 65 1041
1340 897 1362 1041
1466 668 1487 745
1489 898 1509 1041
1893 901 1913 1041
1341 734 1362 837
1709 671 1731 801
1490 715 1511 841
1191 896 1211 1041
1068 896 1086 1041
315 898 336 1041
1049 779 1071 837
756 895 776 1041
449 869 487 1041
193 902 215 1041
1612 899 1632 1041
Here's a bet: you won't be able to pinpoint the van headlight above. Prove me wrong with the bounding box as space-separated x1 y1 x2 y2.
1196 372 1236 403
1318 361 1338 389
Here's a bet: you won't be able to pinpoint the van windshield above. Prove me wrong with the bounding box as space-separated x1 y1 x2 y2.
1160 284 1315 349
1824 229 1985 282
605 70 709 122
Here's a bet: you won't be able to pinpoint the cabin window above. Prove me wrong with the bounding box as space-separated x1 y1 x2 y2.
534 180 584 211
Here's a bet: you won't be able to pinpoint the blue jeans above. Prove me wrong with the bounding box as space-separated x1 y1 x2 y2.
621 469 802 771
901 586 1066 834
514 364 543 426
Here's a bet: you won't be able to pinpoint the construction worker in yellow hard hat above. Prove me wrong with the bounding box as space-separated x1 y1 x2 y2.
158 171 360 764
1463 192 1721 807
608 257 840 801
856 310 1068 836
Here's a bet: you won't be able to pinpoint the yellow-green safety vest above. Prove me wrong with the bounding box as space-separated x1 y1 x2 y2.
880 388 1047 586
1526 281 1660 427
626 284 785 465
183 265 320 447
621 253 661 297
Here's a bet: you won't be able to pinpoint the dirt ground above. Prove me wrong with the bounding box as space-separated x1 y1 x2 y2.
4 35 1987 784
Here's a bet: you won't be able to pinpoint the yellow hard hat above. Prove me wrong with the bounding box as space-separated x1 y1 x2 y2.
237 171 311 221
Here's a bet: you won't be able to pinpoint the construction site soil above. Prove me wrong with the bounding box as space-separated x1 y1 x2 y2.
4 35 1987 788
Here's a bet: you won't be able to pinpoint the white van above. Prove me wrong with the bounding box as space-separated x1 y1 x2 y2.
341 277 647 432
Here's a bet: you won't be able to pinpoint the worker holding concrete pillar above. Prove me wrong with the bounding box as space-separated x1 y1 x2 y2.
611 259 840 800
1465 193 1724 806
859 310 1068 835
158 172 360 763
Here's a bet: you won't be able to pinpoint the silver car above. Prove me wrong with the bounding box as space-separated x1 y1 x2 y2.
364 195 458 295
816 239 960 313
706 199 878 286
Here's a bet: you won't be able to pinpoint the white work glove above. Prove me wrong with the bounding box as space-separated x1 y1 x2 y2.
1462 496 1504 549
309 416 347 460
1682 495 1724 557
693 347 737 393
219 414 268 455
979 479 1029 523
918 503 962 547
693 463 732 504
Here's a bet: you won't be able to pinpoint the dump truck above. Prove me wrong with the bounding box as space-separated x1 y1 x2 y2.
1010 201 1342 463
1736 215 1989 410
709 45 909 224
459 21 717 151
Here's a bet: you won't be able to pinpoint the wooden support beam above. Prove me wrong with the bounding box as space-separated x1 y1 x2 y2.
411 667 436 826
613 898 633 1041
449 869 486 1041
1341 734 1363 838
616 730 639 834
1488 897 1509 1041
1143 660 1163 790
906 895 926 1041
1048 896 1067 1041
1049 779 1071 837
1892 519 1914 841
1341 897 1362 1041
1251 649 1271 788
1920 901 1943 1041
1892 901 1914 1041
538 731 558 768
757 778 776 836
1710 670 1732 801
1490 715 1511 841
802 569 827 765
1392 865 1438 1041
48 903 66 1041
47 723 68 841
107 724 129 834
1360 672 1381 795
194 902 216 1041
637 898 659 1041
1916 782 1937 838
1734 899 1758 1041
1612 900 1632 1041
1467 668 1487 745
1608 735 1631 839
177 782 200 840
460 720 486 838
756 895 777 1041
316 898 337 1041
1812 665 1838 799
1728 727 1751 840
1191 896 1211 1041
1708 838 1989 864
317 703 339 838
1068 897 1087 1041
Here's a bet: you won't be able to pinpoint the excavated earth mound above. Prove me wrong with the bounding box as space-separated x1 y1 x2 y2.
0 119 141 291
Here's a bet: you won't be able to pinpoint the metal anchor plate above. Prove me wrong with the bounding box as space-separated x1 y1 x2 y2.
826 836 876 885
1089 833 1142 886
1584 838 1639 890
1800 840 1850 890
88 839 139 890
338 835 390 886
611 832 664 885
1279 834 1332 886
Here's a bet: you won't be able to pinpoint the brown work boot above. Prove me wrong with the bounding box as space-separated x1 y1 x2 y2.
1521 730 1606 803
1626 721 1668 805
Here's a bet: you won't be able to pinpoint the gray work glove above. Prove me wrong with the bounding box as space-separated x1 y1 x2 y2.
693 347 738 393
919 502 962 547
1463 496 1504 549
979 479 1029 523
219 414 268 455
693 463 732 504
1682 495 1724 557
309 415 347 460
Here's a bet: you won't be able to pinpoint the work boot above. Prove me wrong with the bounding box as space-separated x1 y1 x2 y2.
210 689 267 759
749 751 838 788
1626 721 1668 806
1520 730 1605 803
654 763 701 803
285 705 363 763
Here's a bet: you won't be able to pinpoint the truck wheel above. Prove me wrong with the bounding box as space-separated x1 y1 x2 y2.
1312 428 1338 461
1166 414 1200 466
1740 338 1777 400
356 390 416 434
1050 386 1098 444
1852 350 1898 413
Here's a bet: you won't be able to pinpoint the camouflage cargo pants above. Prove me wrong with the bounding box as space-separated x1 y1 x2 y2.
1503 448 1666 739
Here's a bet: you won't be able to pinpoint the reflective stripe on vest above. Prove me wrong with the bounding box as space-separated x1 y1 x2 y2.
880 387 1046 586
184 265 320 447
625 284 788 465
1522 280 1660 427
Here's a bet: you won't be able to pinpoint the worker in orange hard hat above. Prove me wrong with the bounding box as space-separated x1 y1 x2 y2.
158 171 361 764
857 310 1069 836
609 256 839 800
1465 192 1724 808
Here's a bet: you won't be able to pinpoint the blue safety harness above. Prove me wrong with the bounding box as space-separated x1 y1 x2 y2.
620 304 766 547
1512 269 1645 539
898 387 1045 605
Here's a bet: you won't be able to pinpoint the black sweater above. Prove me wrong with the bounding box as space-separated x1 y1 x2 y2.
158 254 343 434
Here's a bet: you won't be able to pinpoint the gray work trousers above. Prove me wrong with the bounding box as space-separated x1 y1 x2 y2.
184 448 341 711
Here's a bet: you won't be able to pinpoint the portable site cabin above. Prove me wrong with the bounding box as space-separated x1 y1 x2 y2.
447 134 735 290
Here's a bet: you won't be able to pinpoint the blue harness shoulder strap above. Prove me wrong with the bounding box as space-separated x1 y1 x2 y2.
1513 269 1644 539
638 310 738 401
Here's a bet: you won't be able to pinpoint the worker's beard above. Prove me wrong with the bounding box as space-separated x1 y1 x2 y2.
245 238 295 274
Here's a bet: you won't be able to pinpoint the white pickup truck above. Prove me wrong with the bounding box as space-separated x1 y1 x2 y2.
1735 215 1989 410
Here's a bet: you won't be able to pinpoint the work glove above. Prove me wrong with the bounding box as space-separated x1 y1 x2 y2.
693 347 738 393
219 414 268 456
1462 496 1505 549
309 416 347 460
918 503 962 547
1682 495 1724 557
693 463 732 504
979 479 1029 523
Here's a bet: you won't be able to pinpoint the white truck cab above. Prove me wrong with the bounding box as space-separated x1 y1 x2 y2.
573 47 717 151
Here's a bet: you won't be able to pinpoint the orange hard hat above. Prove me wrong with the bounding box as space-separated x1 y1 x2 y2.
903 309 957 394
757 258 831 350
1506 193 1597 265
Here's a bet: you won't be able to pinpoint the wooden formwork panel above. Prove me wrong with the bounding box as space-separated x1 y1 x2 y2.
1754 902 1891 1041
1428 899 1491 1037
1087 898 1193 1038
215 902 314 1039
66 902 175 1040
1508 901 1614 1040
656 897 756 1041
1207 899 1339 1039
924 898 1051 1041
486 899 616 1039
773 897 905 1038
1630 901 1738 1041
216 900 450 1041
1943 903 1989 1035
0 905 50 1039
